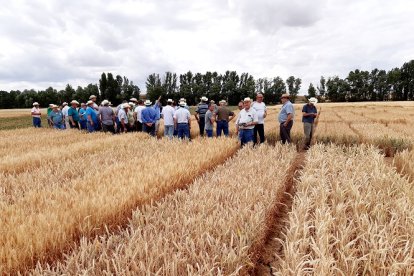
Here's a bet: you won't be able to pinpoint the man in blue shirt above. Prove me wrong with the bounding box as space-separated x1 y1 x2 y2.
302 97 318 149
141 100 157 136
195 96 209 136
49 105 65 130
86 100 99 133
78 103 87 130
278 94 295 144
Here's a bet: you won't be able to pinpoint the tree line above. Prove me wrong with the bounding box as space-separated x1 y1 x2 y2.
0 60 412 109
307 60 414 102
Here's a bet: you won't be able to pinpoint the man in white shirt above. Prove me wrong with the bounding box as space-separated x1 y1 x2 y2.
118 103 129 133
31 102 42 128
133 100 145 132
61 102 70 129
161 99 176 139
252 93 267 145
235 97 258 146
174 101 191 139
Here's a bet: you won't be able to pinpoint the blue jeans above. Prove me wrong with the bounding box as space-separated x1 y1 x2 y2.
32 117 41 128
53 123 64 130
177 123 190 139
87 122 97 133
216 120 229 137
238 129 254 146
206 129 213 138
164 125 174 139
79 120 87 130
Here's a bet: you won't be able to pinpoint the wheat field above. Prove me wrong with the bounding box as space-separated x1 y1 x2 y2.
1 101 414 275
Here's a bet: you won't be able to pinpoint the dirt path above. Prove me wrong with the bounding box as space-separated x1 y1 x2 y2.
250 151 307 275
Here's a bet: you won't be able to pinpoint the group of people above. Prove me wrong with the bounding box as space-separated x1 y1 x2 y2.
30 93 319 147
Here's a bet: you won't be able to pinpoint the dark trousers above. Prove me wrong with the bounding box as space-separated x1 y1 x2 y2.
79 121 87 130
32 117 41 128
177 123 190 139
216 120 229 137
136 121 143 132
69 121 79 129
143 123 156 136
198 117 205 136
280 121 293 144
253 124 265 144
238 129 254 146
102 123 115 134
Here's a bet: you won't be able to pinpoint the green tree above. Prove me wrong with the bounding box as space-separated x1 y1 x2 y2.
146 73 164 102
286 76 301 103
307 83 317 98
317 76 326 99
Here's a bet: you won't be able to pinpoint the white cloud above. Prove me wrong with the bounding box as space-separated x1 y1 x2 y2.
0 0 413 94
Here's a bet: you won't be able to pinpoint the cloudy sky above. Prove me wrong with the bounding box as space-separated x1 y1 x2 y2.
1 0 413 94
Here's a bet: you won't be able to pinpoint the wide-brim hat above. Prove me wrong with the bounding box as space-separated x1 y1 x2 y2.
62 102 68 106
309 97 318 104
243 97 252 102
167 99 173 103
219 100 226 104
179 101 186 106
144 100 152 106
70 100 79 105
89 95 97 100
87 100 94 105
33 102 39 106
130 98 138 102
201 96 208 102
280 93 290 99
122 103 130 108
101 100 109 106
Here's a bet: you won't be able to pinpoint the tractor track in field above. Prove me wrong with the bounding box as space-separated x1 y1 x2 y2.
249 151 307 276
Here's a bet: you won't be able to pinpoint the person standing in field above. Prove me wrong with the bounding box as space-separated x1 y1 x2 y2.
235 97 258 146
78 103 87 130
153 96 162 135
141 100 157 136
68 100 80 129
204 103 216 138
46 103 54 127
174 100 192 139
195 96 209 136
127 102 136 131
31 102 42 128
61 102 70 129
99 100 116 134
216 100 235 137
50 105 65 130
134 100 145 132
118 103 130 133
86 100 99 133
252 93 267 145
278 93 295 144
161 99 175 139
302 97 318 149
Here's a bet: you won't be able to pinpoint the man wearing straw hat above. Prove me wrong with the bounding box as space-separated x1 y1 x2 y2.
174 100 191 139
235 97 258 146
85 100 99 133
278 93 295 144
61 102 70 129
252 93 267 144
49 105 65 130
100 100 116 133
118 103 130 133
68 100 80 129
216 99 234 137
141 99 157 136
161 99 175 139
195 96 209 136
302 97 318 149
31 102 42 128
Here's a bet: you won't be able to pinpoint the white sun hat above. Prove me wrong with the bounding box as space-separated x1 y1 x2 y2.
130 98 138 102
309 97 318 104
70 100 79 105
144 100 152 106
87 100 94 105
167 99 173 103
179 98 186 102
179 101 186 106
101 100 109 106
62 102 68 106
128 102 134 106
219 99 226 104
32 102 39 106
243 97 252 102
89 95 97 99
201 96 208 102
122 103 130 108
